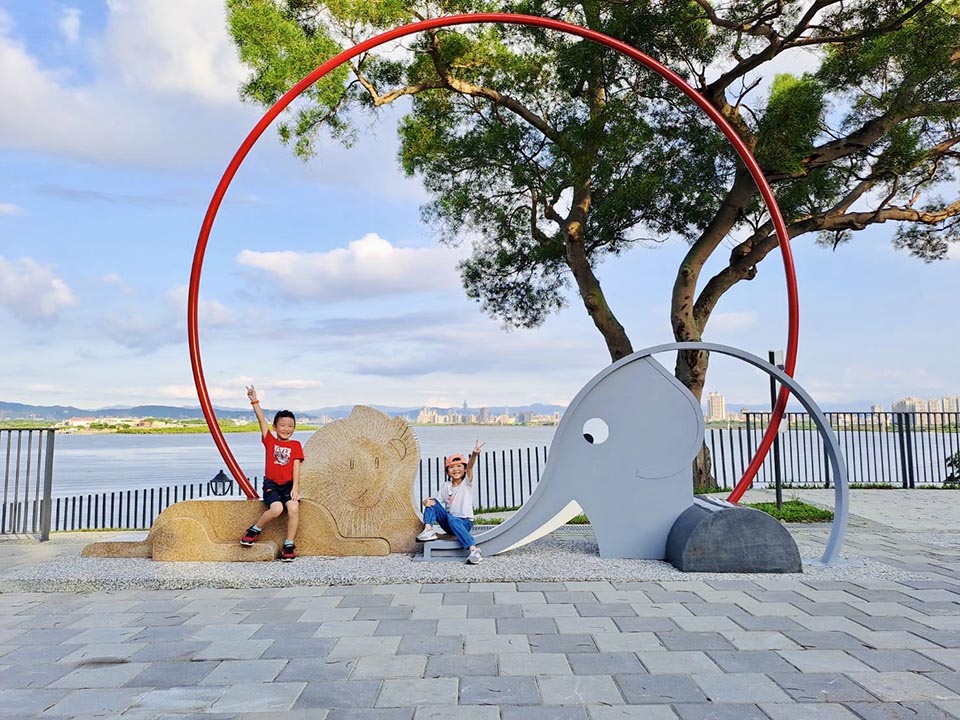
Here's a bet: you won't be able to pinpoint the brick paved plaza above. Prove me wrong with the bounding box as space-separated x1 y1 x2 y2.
0 490 959 719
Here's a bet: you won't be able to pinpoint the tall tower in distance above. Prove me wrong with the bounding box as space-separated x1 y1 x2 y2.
706 392 726 422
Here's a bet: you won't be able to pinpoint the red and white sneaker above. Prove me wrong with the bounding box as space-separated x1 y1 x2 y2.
240 526 261 546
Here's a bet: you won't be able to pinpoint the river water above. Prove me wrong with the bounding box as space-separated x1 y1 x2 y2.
44 422 960 499
51 425 557 497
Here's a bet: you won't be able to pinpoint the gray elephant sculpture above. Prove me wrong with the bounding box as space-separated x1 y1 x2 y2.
421 343 848 573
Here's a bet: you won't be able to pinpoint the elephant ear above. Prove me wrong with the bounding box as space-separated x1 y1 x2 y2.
560 355 704 480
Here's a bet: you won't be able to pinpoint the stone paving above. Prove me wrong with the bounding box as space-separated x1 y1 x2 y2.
0 489 959 719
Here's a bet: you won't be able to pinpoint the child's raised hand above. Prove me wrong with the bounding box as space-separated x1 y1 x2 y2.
473 440 485 455
246 385 258 403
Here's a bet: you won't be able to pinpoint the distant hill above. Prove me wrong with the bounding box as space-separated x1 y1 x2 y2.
0 398 876 423
0 401 254 422
0 400 568 422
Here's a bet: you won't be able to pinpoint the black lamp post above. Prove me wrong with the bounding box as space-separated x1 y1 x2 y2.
208 469 233 496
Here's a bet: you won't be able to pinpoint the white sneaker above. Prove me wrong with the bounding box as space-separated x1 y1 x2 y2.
466 549 483 564
434 525 447 535
417 528 438 542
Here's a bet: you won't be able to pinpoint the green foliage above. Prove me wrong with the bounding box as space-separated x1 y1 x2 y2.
228 0 354 155
474 507 590 524
755 74 825 175
226 0 960 355
946 450 960 483
745 499 835 522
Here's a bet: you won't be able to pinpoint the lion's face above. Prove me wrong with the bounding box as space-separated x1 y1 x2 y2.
298 406 421 538
338 438 389 509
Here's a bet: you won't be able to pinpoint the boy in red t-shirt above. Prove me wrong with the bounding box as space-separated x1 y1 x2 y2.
239 385 305 561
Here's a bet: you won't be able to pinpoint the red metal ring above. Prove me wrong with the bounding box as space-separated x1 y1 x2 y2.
189 12 798 499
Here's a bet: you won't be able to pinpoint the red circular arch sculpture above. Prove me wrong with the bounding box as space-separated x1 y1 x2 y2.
189 12 798 500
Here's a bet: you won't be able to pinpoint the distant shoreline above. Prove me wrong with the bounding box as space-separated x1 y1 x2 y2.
2 421 559 434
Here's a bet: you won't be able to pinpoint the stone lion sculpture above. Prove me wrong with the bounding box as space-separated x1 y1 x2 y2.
83 406 423 561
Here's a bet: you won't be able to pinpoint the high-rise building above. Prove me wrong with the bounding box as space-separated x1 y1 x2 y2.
706 392 726 422
479 407 490 423
892 396 927 413
893 396 929 428
417 407 439 424
929 398 943 413
943 396 958 413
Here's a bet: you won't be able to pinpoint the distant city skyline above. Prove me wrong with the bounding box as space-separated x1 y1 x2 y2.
702 391 960 422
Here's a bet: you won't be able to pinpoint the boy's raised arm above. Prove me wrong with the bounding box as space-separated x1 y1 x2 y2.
246 385 270 438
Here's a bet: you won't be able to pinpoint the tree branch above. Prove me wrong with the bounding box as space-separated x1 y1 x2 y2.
424 30 564 147
703 0 934 113
672 170 757 338
693 184 960 326
787 0 935 47
350 58 443 105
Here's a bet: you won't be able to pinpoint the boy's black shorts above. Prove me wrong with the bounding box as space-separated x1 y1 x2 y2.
262 479 295 507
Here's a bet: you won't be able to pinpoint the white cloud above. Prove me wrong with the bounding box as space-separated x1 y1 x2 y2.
102 272 134 295
25 383 58 393
102 0 249 103
0 256 76 321
0 3 422 191
805 365 945 405
100 306 178 352
237 233 462 301
705 311 758 334
0 8 158 164
165 285 233 327
155 384 197 400
272 379 325 390
156 383 236 402
0 202 23 215
156 376 265 404
58 8 81 45
100 284 232 352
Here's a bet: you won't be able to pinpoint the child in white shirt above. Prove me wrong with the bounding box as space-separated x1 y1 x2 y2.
418 440 484 564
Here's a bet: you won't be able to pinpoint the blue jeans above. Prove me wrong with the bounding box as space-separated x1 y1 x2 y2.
424 503 475 548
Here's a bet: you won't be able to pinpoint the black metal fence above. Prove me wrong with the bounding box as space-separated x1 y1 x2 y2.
45 445 552 531
27 411 960 533
1 429 56 539
49 478 247 532
708 411 960 489
415 446 549 510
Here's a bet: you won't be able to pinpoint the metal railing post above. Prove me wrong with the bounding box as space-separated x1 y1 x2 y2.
40 430 56 541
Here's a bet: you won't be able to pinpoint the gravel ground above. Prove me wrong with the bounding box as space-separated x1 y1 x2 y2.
0 525 927 592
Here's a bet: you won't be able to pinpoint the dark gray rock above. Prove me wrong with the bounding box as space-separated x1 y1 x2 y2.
666 498 802 573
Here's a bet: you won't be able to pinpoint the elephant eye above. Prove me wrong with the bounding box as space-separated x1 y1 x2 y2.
582 418 609 445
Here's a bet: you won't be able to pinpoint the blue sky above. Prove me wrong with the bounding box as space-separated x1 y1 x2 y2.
1 1 958 413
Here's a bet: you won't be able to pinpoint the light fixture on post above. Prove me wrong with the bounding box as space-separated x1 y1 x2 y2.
207 469 233 497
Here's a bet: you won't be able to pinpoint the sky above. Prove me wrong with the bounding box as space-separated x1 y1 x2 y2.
0 1 958 414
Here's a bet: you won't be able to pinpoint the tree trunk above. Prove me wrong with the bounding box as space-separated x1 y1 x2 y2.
693 444 716 495
565 189 633 362
674 345 718 492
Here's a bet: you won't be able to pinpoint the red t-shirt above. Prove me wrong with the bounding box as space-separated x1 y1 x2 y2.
262 433 304 485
